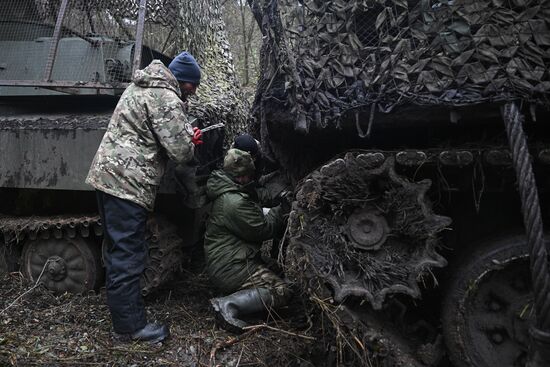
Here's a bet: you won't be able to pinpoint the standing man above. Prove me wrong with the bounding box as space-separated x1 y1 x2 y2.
86 52 203 343
204 149 291 332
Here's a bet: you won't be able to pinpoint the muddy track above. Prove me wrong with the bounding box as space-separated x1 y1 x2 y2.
0 215 184 295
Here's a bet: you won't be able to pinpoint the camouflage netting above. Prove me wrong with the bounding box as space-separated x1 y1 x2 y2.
5 0 248 145
175 0 249 146
249 0 550 133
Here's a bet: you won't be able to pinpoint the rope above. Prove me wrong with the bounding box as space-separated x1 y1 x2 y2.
502 102 550 331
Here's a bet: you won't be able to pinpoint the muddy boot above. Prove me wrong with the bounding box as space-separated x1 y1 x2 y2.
210 288 273 333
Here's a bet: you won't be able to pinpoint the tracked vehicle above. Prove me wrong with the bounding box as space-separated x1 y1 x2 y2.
248 0 550 366
0 0 246 294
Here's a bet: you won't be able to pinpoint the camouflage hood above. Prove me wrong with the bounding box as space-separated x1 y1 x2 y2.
133 60 181 98
223 149 255 178
206 170 241 201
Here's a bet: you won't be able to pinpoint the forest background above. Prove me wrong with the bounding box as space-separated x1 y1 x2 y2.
221 0 261 100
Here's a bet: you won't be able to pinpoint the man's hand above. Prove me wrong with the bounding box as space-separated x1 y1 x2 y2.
192 127 203 146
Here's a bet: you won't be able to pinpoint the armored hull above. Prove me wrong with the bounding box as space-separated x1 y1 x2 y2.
249 0 550 365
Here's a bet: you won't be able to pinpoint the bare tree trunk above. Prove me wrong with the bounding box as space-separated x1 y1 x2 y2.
239 0 250 86
246 0 263 32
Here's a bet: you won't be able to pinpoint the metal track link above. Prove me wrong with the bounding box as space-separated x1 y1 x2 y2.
0 214 101 245
350 146 550 168
141 216 184 296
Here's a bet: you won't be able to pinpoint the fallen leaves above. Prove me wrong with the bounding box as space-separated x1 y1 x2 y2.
0 272 315 366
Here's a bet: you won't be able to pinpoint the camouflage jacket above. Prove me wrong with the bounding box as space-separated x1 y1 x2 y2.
86 60 195 210
204 170 284 293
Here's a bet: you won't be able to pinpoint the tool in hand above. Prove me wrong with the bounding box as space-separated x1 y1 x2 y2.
200 123 225 133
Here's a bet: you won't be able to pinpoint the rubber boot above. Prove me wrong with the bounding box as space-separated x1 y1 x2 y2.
115 322 170 344
210 288 273 333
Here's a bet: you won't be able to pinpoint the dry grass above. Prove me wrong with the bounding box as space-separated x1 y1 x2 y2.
0 271 315 367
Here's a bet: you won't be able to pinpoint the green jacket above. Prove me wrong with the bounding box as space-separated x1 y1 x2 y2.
86 60 195 210
204 170 283 293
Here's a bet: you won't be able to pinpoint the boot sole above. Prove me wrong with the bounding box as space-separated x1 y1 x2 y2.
143 333 169 344
210 298 245 334
114 332 169 344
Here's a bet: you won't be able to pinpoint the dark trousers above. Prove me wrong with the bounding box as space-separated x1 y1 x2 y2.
96 191 148 333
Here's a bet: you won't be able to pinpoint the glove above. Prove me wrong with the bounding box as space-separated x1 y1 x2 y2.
192 127 203 146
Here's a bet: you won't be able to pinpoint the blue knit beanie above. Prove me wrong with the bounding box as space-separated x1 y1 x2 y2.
168 52 201 85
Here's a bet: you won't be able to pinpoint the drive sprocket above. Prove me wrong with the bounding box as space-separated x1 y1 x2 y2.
286 152 451 309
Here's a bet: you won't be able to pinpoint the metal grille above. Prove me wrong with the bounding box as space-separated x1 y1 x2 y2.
0 0 182 94
256 0 550 131
0 0 248 143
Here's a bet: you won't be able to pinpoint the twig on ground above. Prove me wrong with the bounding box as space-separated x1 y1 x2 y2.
0 260 51 315
209 322 315 367
209 328 259 367
236 346 244 367
25 361 107 366
242 323 315 340
109 345 159 354
277 222 290 266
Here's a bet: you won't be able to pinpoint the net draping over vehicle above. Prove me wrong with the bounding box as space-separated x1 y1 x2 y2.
250 0 550 132
0 0 247 140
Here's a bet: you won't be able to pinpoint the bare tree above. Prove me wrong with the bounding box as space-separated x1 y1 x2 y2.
222 0 261 96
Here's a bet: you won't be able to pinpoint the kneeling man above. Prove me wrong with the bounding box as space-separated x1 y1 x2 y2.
204 148 291 332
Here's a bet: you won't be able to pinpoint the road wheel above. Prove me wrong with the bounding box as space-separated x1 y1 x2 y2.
22 235 103 294
442 235 534 367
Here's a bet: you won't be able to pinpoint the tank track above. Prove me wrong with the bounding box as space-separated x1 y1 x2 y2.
286 143 550 306
314 299 443 367
0 214 183 294
0 214 102 244
327 145 550 170
287 153 451 310
141 216 185 296
284 144 550 365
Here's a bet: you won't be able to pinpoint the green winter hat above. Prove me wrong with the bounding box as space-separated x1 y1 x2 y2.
223 149 255 178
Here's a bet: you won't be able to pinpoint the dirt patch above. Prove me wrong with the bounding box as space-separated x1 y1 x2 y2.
0 270 318 367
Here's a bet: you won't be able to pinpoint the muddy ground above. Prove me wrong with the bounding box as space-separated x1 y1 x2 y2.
0 268 321 367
